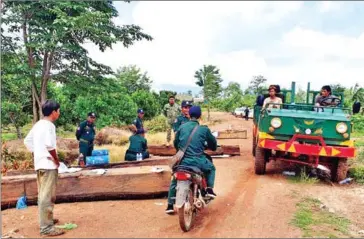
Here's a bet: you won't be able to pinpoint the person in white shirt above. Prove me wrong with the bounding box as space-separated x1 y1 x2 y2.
24 100 64 237
263 85 283 109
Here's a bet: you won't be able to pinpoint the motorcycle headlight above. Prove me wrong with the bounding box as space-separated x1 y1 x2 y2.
271 118 282 128
336 123 348 134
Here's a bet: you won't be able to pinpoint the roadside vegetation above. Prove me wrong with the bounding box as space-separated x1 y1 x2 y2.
292 197 352 238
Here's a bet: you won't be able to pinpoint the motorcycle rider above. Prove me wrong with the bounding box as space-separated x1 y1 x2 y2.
165 105 217 215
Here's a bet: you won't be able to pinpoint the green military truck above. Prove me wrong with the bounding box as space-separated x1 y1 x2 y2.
252 82 356 182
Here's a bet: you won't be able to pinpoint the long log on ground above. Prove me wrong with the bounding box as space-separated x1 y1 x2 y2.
4 158 171 176
217 129 247 139
149 145 240 156
1 165 171 210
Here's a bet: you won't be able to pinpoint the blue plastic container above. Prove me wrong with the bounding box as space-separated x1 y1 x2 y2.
92 149 109 156
86 155 110 166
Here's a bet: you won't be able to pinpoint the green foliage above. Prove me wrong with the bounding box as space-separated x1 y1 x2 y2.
1 0 152 121
295 88 307 103
194 65 220 87
248 75 267 94
131 90 160 120
348 166 364 184
194 65 223 120
292 197 351 238
74 90 137 128
223 82 242 98
287 167 319 185
351 114 364 133
115 65 153 95
144 115 168 133
1 101 30 138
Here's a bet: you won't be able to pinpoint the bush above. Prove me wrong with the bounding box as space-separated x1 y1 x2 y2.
75 91 137 128
1 144 34 174
131 90 161 120
144 115 168 133
349 166 364 184
352 114 364 133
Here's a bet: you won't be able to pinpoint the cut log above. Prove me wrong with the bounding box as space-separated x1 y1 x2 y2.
4 158 171 176
1 165 171 210
217 129 247 139
148 145 240 156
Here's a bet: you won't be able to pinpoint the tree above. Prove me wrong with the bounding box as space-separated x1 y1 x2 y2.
350 83 364 103
131 90 160 120
330 84 346 94
248 75 267 94
187 90 193 96
194 65 223 121
74 90 137 128
1 49 32 138
224 82 242 98
295 88 307 103
194 65 220 87
158 90 177 109
1 1 152 123
115 65 153 95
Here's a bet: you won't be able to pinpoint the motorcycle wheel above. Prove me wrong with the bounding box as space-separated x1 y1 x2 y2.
178 189 196 232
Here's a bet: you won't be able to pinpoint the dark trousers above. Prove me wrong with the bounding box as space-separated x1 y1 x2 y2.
125 150 150 161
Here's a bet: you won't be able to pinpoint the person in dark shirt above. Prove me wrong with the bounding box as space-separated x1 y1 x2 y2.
125 128 150 161
76 112 96 161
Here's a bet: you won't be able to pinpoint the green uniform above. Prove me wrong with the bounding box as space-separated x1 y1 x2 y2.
133 117 144 131
125 134 150 161
173 114 190 132
167 120 217 205
163 103 181 143
76 120 96 157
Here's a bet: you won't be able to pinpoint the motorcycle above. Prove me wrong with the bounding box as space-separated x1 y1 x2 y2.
174 165 213 232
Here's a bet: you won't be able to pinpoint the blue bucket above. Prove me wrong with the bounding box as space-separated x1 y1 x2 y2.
86 155 110 166
92 149 109 156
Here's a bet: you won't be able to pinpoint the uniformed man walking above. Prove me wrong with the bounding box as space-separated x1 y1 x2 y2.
76 112 96 163
166 106 217 214
163 95 181 146
173 100 192 133
125 128 150 161
131 108 145 133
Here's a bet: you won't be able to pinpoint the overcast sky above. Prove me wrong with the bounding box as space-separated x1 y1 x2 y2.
85 1 364 93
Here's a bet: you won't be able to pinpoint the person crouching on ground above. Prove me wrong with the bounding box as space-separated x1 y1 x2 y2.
125 128 150 161
24 100 65 237
165 106 217 215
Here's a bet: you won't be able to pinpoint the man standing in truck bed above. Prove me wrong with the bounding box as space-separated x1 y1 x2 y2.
163 95 181 146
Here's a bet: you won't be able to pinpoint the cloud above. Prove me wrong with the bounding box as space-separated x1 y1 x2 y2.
318 1 342 13
282 27 364 59
85 1 364 93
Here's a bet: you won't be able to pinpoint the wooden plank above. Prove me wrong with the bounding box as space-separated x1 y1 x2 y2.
1 165 171 210
217 130 247 139
148 145 240 156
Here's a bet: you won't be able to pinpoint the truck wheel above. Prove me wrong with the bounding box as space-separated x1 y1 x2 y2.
252 134 257 156
255 146 267 175
334 158 348 182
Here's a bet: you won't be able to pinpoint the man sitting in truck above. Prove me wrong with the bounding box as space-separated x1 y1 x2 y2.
263 85 282 109
315 85 339 107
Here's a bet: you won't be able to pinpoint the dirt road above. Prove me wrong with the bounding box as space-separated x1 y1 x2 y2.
2 112 363 238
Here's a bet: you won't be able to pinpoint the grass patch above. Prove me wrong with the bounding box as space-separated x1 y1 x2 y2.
1 133 17 141
292 197 351 238
348 166 364 184
287 167 319 185
94 144 128 164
